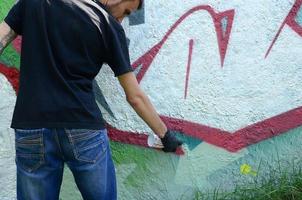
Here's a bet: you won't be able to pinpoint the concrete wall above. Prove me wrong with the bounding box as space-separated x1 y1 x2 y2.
1 0 302 199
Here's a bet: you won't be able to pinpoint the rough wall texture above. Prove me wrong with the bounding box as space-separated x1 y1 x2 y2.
1 0 302 199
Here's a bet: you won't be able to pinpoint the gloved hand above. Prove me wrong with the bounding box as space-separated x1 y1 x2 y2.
160 130 183 152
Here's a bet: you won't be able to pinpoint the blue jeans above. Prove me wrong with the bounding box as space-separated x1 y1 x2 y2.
14 128 117 200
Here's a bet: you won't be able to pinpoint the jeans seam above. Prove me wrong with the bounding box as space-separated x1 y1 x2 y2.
66 129 81 162
16 138 41 144
17 153 43 157
70 131 101 142
15 128 44 133
79 141 103 153
16 143 42 147
54 129 65 161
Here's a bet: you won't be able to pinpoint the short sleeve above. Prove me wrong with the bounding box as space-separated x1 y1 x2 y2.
4 0 24 35
104 20 133 77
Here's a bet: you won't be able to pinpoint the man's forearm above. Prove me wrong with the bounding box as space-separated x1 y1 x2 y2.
117 72 168 138
0 22 17 55
127 92 168 138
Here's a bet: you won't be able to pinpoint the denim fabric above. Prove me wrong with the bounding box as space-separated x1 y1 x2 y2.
15 128 117 200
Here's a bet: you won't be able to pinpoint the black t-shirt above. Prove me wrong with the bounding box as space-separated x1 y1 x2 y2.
5 0 133 129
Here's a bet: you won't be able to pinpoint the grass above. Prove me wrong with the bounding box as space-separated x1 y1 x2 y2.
192 160 302 200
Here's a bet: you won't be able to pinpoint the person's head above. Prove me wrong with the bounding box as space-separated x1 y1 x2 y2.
100 0 143 23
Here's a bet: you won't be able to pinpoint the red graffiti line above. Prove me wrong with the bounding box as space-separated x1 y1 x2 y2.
107 104 302 153
12 36 22 53
160 107 302 152
184 39 194 99
132 5 235 83
265 0 302 58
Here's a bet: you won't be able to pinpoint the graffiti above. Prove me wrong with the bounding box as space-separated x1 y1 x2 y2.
102 4 302 153
93 80 115 118
265 0 302 58
184 39 194 99
132 6 235 83
12 36 21 53
1 3 302 154
158 109 302 152
109 106 296 152
240 164 257 176
1 1 302 199
0 63 19 93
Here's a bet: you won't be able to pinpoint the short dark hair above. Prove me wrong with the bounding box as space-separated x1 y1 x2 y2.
137 0 143 10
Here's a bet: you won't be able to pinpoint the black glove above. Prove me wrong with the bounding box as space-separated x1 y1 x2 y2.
160 130 183 152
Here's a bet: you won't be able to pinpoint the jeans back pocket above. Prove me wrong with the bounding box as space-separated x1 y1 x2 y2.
66 129 108 163
15 129 45 173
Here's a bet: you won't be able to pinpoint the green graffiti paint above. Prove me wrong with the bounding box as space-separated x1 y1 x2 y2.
110 142 183 196
0 0 15 21
0 0 21 69
0 44 20 68
60 167 82 200
174 131 202 151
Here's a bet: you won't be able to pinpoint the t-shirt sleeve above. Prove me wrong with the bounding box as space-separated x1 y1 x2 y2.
104 21 134 77
4 0 24 35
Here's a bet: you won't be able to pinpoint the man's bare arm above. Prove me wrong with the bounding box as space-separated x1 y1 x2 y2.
0 22 17 55
118 72 168 138
118 72 183 152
